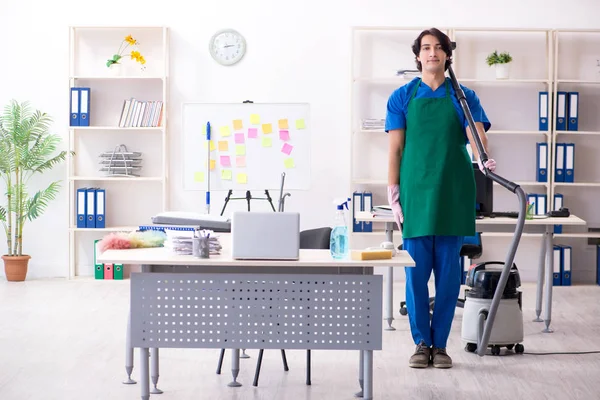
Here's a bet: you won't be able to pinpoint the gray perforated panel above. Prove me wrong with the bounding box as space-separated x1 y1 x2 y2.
130 272 382 351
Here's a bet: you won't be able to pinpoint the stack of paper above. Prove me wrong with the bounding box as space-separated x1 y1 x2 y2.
163 229 222 255
361 118 385 130
372 205 393 218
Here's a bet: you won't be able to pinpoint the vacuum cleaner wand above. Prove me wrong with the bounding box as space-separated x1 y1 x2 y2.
448 41 528 357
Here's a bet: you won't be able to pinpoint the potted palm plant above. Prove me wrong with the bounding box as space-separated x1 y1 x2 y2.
0 100 70 281
486 50 513 80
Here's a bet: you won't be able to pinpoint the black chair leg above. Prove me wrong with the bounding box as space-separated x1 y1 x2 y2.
306 350 311 385
281 349 289 371
216 348 225 375
253 349 265 387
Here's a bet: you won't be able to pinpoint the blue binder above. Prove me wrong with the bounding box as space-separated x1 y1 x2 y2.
536 143 548 182
70 87 80 126
554 143 565 183
352 191 363 232
553 193 563 234
552 245 562 286
556 91 567 131
86 188 96 228
564 143 574 183
95 188 106 228
362 191 373 232
79 87 90 126
560 245 572 286
538 91 549 131
76 187 87 228
567 92 579 131
536 194 547 215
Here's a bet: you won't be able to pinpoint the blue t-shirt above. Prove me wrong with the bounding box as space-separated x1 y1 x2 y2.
385 77 491 140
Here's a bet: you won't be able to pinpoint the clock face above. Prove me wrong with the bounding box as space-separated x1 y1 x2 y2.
209 29 247 66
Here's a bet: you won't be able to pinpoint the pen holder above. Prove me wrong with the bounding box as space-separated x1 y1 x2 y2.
193 237 210 258
526 202 534 220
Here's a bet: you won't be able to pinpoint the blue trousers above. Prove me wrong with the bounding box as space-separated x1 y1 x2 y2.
403 235 463 349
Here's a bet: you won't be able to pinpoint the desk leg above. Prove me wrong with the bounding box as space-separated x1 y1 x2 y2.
384 222 395 331
543 228 554 333
228 349 242 387
363 350 373 400
140 348 150 400
123 310 136 384
534 235 546 322
354 351 364 398
150 348 163 394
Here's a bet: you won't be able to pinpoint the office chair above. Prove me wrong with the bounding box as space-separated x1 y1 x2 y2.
398 232 483 316
216 227 332 387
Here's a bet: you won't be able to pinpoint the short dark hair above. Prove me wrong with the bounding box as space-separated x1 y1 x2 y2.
411 28 453 72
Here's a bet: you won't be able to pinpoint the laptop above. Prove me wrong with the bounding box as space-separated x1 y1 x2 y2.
231 211 300 260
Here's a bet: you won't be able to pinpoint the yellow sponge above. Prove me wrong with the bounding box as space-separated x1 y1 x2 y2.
351 249 393 260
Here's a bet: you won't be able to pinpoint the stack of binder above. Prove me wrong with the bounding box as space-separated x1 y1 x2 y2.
70 87 91 126
538 91 579 131
552 244 572 286
352 191 373 232
76 187 106 228
554 143 575 183
94 239 123 280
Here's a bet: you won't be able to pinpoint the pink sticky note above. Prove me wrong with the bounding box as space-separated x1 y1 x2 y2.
235 133 245 144
220 155 231 167
279 130 290 141
281 143 293 156
248 128 258 138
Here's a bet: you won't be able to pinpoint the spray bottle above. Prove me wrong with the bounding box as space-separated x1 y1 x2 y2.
330 197 351 259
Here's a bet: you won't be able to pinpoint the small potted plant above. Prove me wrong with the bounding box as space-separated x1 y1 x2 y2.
486 50 513 80
0 100 71 281
106 34 147 76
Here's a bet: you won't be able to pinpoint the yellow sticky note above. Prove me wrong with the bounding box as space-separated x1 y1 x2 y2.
250 114 260 124
278 119 289 129
204 140 216 151
233 119 243 130
194 172 204 182
235 144 246 156
237 173 248 184
262 137 272 147
295 119 306 129
202 124 207 136
209 159 216 170
284 158 295 169
221 169 232 180
220 126 231 137
218 140 229 151
262 123 273 134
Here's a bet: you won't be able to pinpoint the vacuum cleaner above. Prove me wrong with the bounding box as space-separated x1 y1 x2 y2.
448 42 527 357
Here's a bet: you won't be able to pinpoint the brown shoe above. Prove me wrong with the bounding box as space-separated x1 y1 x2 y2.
409 343 431 368
432 347 453 368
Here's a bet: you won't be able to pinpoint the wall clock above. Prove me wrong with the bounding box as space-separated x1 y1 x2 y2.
209 29 247 66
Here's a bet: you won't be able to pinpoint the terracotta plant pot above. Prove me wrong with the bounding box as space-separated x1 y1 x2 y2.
2 254 31 281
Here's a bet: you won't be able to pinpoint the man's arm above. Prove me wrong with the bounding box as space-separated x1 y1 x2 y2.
388 129 406 185
466 122 489 161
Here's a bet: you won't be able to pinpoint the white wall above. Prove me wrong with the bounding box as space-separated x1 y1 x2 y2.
1 0 599 280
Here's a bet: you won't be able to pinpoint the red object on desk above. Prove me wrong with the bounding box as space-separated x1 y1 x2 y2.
104 264 114 280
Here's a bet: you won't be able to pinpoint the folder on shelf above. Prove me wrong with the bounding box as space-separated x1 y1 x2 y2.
94 240 103 279
555 143 565 183
95 188 105 229
553 245 562 286
560 245 572 286
70 87 80 126
76 187 87 228
114 264 124 280
536 143 548 183
539 91 549 131
536 194 547 215
565 143 574 183
352 191 363 232
79 87 90 126
362 191 373 232
556 91 567 131
86 188 96 228
553 193 563 234
104 264 114 280
567 92 579 131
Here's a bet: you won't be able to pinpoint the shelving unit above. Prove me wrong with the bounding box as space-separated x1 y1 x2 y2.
350 26 600 282
67 26 169 278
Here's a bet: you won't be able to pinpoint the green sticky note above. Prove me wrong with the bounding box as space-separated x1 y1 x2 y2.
220 126 231 137
237 173 248 184
262 137 272 147
295 119 306 129
235 144 246 156
284 157 295 169
221 169 232 180
194 171 204 182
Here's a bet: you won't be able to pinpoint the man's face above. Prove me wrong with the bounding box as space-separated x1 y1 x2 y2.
417 35 447 73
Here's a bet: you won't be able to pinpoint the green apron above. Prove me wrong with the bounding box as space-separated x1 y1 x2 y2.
399 78 476 239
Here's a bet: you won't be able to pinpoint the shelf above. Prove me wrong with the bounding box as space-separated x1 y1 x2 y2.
352 179 387 185
70 126 163 131
555 232 600 238
487 130 548 136
70 226 138 232
495 181 548 187
457 78 550 84
553 182 600 187
555 130 600 136
556 79 600 84
69 176 164 182
70 76 165 80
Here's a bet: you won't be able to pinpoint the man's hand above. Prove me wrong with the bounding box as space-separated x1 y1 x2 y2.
478 158 496 172
387 184 404 228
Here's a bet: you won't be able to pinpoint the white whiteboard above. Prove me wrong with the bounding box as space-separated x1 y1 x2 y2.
182 102 311 191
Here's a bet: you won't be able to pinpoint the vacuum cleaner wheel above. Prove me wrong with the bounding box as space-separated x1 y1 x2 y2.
464 343 524 355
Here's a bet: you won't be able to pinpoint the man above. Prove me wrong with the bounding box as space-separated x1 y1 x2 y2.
385 28 496 369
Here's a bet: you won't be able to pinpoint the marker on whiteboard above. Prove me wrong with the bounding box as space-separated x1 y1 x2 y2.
206 121 211 214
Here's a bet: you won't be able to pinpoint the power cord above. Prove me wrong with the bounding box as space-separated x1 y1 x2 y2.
523 350 600 356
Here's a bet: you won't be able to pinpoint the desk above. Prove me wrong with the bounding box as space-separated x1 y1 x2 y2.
98 245 415 400
355 212 586 333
